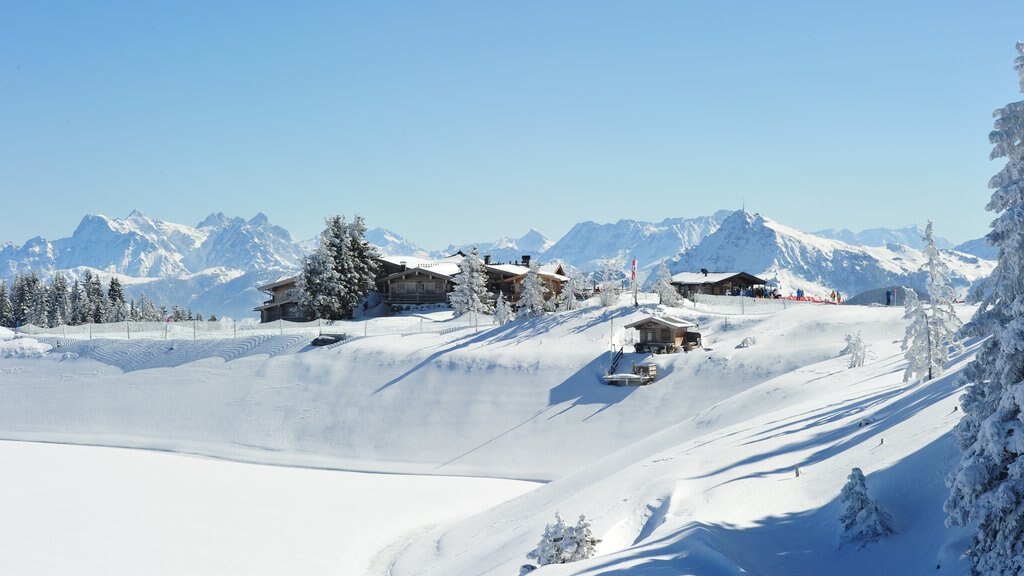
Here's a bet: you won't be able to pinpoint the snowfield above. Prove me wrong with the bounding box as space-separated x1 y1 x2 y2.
0 295 980 574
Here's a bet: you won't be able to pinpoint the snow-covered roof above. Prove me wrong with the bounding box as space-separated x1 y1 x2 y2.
383 262 461 280
671 272 765 285
485 264 529 276
623 315 698 330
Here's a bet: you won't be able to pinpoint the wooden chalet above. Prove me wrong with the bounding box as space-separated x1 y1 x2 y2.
376 255 462 306
624 315 702 353
255 277 312 323
671 271 767 297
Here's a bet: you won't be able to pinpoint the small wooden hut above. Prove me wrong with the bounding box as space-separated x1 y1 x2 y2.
624 315 702 353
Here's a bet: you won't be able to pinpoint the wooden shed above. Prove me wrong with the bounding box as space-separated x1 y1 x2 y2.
624 315 702 353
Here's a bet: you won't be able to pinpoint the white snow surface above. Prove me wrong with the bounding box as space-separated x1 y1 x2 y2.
0 295 981 575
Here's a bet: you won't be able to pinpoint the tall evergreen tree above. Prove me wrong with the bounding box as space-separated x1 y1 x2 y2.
299 214 381 320
946 41 1024 576
901 287 931 382
48 272 71 328
922 220 964 358
651 261 682 306
0 281 12 327
137 292 158 321
599 259 620 307
300 245 346 319
449 247 491 317
69 279 87 325
107 277 128 322
345 214 381 310
517 261 549 318
82 270 107 323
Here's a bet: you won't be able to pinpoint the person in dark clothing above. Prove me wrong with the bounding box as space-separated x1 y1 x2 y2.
885 289 892 306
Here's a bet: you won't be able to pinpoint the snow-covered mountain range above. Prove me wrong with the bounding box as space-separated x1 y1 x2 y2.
0 209 996 320
670 210 994 299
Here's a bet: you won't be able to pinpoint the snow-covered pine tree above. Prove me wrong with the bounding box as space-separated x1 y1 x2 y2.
599 259 620 307
344 214 381 312
922 220 964 361
300 243 347 320
557 272 581 311
842 331 867 368
106 277 128 323
137 292 158 322
449 247 492 317
566 514 600 562
651 261 682 307
839 467 894 548
48 272 71 328
517 261 549 318
901 287 932 382
946 41 1024 576
494 291 514 325
12 272 47 327
83 270 107 324
527 513 569 566
69 278 87 325
0 281 12 327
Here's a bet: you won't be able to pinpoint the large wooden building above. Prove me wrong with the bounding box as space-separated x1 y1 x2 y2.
671 271 767 297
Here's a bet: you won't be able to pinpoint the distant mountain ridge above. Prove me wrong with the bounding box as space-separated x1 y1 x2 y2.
673 210 993 299
0 209 996 319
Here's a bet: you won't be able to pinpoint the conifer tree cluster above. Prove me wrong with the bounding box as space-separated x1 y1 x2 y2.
526 513 600 566
299 214 380 320
0 270 192 328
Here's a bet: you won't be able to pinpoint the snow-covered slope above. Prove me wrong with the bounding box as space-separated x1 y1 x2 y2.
0 295 981 575
672 210 994 299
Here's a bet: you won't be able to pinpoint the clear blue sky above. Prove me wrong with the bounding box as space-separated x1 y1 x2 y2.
2 1 1022 249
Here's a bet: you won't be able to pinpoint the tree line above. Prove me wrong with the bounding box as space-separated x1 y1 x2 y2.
0 269 211 329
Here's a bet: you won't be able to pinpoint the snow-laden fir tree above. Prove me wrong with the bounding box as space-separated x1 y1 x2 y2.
526 513 600 566
134 294 158 322
83 270 107 324
343 214 380 314
567 514 600 562
839 467 894 548
449 247 492 317
69 278 87 325
553 274 577 312
106 277 128 323
599 259 620 307
47 272 71 328
517 261 549 318
946 41 1024 576
651 261 682 307
922 220 964 356
494 291 514 325
901 287 933 382
841 331 867 368
300 245 346 320
300 214 380 320
0 281 12 327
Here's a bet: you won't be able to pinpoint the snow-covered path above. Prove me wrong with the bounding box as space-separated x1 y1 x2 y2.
0 440 537 576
